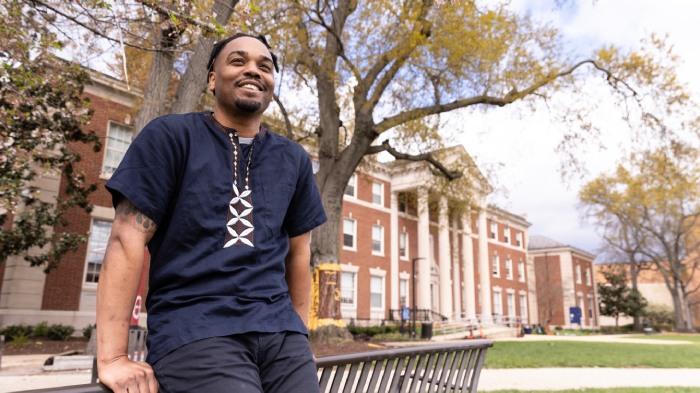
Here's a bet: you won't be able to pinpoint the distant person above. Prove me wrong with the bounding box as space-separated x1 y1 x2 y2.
96 33 326 393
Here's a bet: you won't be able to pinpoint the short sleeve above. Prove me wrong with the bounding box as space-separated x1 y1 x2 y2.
105 118 181 226
283 151 327 237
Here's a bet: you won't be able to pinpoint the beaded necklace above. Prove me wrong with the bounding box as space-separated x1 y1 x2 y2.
210 113 257 248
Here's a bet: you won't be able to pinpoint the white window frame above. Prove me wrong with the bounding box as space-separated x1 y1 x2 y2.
489 222 497 239
492 254 500 277
371 223 384 256
506 291 516 318
503 225 510 244
518 260 525 282
586 267 592 286
372 182 384 206
101 121 133 178
505 258 513 280
516 232 523 248
399 230 409 260
492 287 502 316
344 173 357 198
369 268 387 319
576 264 582 284
342 217 357 251
399 278 409 307
587 294 595 319
519 292 528 320
340 264 360 318
83 219 113 287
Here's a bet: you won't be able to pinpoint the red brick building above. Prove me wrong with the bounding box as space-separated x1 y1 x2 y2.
1 72 534 330
527 235 599 328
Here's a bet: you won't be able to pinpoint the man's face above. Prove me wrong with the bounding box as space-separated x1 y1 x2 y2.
208 37 275 115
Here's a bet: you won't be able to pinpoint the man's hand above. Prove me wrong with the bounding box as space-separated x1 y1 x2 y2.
98 356 158 393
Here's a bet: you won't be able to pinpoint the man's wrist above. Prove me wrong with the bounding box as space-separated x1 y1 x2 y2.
98 353 129 366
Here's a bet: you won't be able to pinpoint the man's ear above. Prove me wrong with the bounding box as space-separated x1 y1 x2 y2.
207 72 216 94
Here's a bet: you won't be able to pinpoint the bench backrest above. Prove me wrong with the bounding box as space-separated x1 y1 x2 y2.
316 340 491 393
20 340 492 393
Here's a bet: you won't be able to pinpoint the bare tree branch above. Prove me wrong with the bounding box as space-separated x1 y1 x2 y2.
273 93 294 139
365 140 461 180
375 59 639 133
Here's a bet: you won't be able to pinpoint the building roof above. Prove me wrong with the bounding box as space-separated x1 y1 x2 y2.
528 235 596 259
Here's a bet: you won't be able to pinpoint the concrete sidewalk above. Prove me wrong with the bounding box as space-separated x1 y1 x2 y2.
479 368 700 391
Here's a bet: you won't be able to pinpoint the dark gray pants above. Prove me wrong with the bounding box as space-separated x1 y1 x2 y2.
152 332 319 393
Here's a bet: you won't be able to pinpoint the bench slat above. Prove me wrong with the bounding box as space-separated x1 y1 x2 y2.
378 357 398 391
342 362 362 393
366 358 386 392
399 354 420 393
329 364 347 393
318 366 333 392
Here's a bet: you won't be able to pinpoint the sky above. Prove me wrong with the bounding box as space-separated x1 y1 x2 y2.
450 0 700 258
56 0 700 259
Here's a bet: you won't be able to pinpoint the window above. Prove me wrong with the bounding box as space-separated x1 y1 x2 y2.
399 279 408 306
85 219 112 283
505 258 513 280
492 254 500 277
503 226 510 243
588 296 594 319
518 260 525 282
492 289 502 315
102 122 133 176
372 224 384 255
340 271 356 305
519 294 528 319
344 174 357 197
586 268 592 286
576 265 582 284
399 231 408 259
370 275 384 309
516 233 523 248
398 193 407 213
343 218 356 249
489 222 497 239
507 293 515 317
372 182 383 205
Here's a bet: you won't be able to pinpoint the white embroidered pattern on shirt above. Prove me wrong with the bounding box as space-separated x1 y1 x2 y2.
224 182 254 248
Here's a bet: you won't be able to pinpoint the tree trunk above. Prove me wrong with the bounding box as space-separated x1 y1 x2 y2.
630 262 642 331
133 20 180 136
170 0 238 114
670 284 694 332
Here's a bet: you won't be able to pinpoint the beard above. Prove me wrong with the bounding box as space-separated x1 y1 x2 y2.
234 98 264 113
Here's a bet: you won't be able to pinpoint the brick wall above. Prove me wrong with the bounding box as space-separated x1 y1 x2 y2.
534 254 565 325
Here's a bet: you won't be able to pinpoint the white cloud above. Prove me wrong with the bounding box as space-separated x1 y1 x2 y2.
455 0 700 254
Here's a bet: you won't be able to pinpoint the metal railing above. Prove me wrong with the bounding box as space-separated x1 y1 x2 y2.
18 340 493 393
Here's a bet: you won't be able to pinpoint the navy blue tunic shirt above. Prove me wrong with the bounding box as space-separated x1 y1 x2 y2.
105 112 327 364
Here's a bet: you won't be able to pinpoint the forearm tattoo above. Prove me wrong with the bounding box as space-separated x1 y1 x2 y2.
115 199 157 234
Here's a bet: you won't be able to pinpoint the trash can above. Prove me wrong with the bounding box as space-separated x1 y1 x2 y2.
421 322 433 339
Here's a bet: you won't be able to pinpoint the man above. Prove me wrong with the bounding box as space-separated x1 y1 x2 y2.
96 33 326 393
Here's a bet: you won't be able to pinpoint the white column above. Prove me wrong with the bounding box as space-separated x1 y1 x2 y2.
390 191 399 310
451 216 462 320
478 208 492 323
461 211 476 320
438 196 452 318
417 187 431 310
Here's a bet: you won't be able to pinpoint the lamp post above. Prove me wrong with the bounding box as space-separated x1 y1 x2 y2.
411 257 425 339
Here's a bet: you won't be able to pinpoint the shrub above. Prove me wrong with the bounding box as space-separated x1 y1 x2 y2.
348 324 399 337
32 321 49 338
9 333 29 347
1 324 33 342
47 324 75 341
643 304 675 331
83 324 96 339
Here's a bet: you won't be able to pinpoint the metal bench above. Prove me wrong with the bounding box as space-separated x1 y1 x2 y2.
19 340 492 393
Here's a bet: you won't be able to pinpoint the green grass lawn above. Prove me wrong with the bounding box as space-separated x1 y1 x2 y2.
488 388 700 393
484 339 700 368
